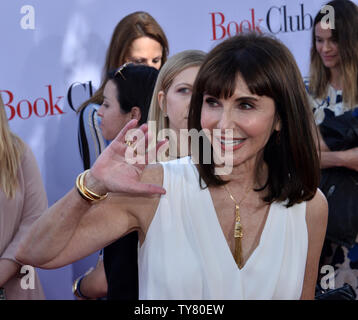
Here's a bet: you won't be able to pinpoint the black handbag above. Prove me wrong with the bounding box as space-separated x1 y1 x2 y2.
315 284 356 300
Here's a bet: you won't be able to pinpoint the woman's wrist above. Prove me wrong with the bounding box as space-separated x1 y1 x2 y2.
75 170 108 203
86 170 109 196
320 150 344 168
320 149 357 169
338 148 358 170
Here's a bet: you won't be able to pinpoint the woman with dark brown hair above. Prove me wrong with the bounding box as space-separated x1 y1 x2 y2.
74 64 159 300
17 33 327 299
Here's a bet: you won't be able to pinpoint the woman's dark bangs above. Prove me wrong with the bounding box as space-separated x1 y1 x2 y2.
241 62 273 98
201 48 274 99
199 58 237 99
236 48 276 98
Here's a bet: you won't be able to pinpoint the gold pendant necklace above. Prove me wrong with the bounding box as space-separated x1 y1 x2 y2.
223 184 251 269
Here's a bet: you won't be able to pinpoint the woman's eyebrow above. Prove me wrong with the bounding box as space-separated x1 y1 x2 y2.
235 96 259 102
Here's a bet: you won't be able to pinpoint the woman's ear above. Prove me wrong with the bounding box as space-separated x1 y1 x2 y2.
130 106 142 122
274 122 281 132
158 90 167 117
274 114 282 132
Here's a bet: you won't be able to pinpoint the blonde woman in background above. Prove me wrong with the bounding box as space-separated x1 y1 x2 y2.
0 95 47 299
147 49 206 160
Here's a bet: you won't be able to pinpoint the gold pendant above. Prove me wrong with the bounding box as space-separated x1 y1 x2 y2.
234 205 243 238
234 221 243 238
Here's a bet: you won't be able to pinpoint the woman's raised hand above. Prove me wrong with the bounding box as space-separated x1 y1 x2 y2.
88 119 167 196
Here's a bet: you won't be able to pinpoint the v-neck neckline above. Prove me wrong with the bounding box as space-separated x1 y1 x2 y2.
204 186 274 272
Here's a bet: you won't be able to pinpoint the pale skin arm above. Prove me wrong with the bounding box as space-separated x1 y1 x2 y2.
300 189 328 300
15 184 129 269
16 165 163 270
16 120 166 269
16 187 96 268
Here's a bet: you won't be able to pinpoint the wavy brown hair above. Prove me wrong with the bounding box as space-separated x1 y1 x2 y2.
188 33 320 207
0 95 25 199
77 11 168 113
309 0 358 108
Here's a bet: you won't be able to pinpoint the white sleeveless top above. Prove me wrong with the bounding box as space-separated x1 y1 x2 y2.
138 157 308 300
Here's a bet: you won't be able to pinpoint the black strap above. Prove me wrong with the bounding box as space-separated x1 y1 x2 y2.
78 107 90 170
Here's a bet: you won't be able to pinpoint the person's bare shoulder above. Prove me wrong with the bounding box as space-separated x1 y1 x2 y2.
306 189 328 228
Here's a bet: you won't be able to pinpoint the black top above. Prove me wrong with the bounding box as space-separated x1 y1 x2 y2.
103 231 139 300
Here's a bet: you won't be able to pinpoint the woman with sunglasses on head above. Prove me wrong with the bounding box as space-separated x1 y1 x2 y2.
74 11 167 300
73 64 158 300
18 33 327 300
78 11 168 171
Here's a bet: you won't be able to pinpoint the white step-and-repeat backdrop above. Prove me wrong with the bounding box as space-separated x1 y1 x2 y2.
1 0 354 299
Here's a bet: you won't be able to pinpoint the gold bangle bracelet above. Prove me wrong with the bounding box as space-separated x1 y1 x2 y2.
81 170 108 200
76 172 94 202
75 170 108 203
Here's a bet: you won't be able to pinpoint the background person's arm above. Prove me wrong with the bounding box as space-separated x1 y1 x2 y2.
317 130 358 170
320 146 358 171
